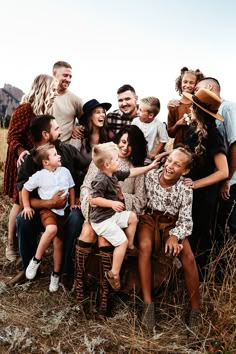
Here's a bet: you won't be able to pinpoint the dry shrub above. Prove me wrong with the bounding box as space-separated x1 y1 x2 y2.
0 168 235 353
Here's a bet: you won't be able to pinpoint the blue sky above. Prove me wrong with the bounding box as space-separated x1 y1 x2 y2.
1 0 236 121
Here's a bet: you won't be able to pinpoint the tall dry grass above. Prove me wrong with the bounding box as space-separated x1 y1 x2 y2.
0 128 8 168
0 164 235 353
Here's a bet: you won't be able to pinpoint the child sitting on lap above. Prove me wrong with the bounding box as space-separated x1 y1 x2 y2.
90 141 159 291
21 143 77 292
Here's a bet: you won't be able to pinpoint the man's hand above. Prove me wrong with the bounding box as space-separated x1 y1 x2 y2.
21 206 35 220
165 235 183 256
71 126 85 139
111 201 125 212
220 180 231 200
51 191 68 209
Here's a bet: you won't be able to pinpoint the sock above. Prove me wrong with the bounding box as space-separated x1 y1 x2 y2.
33 256 41 263
52 272 60 277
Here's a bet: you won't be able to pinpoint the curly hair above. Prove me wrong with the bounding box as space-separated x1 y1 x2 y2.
175 67 205 96
21 74 56 115
192 104 216 156
113 125 147 167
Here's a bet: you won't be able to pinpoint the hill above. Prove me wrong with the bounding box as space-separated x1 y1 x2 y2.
0 84 24 128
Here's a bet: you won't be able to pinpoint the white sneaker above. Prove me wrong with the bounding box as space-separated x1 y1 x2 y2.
26 258 41 280
49 273 60 292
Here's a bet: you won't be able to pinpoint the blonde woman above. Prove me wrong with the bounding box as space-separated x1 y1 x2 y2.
4 74 58 261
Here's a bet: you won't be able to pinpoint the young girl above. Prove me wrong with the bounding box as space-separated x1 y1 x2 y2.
167 67 204 147
22 143 76 292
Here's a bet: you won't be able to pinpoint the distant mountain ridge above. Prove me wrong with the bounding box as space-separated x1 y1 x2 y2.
0 84 24 127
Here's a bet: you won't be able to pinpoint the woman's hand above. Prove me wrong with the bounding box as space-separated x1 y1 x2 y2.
17 150 30 168
116 184 124 201
183 178 195 189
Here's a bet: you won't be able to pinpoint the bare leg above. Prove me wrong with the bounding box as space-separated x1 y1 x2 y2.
138 226 155 303
35 225 57 260
110 239 128 276
53 236 63 273
79 222 97 243
7 203 22 245
125 212 138 249
179 238 200 310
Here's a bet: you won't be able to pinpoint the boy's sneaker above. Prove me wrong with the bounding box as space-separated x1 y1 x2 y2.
49 273 60 292
26 258 41 280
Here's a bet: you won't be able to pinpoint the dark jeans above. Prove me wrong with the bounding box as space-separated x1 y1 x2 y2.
216 183 236 239
16 208 83 274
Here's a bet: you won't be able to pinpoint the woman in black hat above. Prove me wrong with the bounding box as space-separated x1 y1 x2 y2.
77 99 113 165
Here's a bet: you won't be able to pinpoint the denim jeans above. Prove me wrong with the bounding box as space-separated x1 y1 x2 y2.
16 208 83 274
228 184 236 235
216 183 236 240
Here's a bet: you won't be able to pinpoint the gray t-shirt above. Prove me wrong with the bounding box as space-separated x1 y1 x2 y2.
90 170 130 223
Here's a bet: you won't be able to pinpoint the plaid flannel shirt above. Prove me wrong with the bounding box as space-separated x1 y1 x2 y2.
107 109 137 134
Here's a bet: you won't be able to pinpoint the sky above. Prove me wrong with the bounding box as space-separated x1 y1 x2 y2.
1 0 236 122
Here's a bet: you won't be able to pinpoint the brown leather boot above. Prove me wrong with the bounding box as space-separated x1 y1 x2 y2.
97 246 113 318
74 242 95 302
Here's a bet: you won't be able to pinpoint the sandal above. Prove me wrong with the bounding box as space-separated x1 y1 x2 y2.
105 270 120 291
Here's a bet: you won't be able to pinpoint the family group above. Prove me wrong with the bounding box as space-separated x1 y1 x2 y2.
3 61 236 332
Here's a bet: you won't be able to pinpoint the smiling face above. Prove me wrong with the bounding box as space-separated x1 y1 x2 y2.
117 90 138 118
162 150 190 185
117 132 132 159
90 106 106 127
54 67 72 94
48 79 59 106
48 119 61 142
44 147 61 170
181 73 197 94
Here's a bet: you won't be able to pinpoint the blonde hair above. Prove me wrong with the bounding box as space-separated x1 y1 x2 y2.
140 96 160 117
21 74 56 115
173 147 193 168
92 142 119 169
32 143 56 168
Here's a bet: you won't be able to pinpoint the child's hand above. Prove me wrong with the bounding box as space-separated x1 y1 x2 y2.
70 204 78 209
111 201 125 212
21 207 35 220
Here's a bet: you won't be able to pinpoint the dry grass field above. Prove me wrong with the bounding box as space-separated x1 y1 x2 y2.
0 129 235 353
0 129 8 168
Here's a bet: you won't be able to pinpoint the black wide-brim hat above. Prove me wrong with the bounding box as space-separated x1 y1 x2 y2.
79 99 112 125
